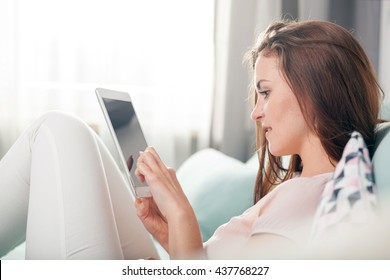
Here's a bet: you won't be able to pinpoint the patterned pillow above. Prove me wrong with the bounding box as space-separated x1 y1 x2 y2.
311 131 378 241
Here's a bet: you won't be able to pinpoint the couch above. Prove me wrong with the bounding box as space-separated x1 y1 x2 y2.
2 101 390 259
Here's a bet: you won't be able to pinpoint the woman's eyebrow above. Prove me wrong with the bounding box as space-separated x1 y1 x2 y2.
255 79 270 91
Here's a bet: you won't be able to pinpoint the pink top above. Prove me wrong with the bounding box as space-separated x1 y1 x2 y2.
204 173 332 259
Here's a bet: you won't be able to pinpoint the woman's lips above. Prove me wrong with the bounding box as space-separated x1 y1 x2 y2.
263 126 272 137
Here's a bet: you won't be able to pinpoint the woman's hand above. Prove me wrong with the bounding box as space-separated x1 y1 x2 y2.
135 147 205 259
135 147 190 218
135 197 169 252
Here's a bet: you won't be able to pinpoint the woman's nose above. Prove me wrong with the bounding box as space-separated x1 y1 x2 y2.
251 98 264 121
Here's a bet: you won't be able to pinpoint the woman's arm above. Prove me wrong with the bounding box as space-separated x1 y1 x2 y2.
166 200 205 259
135 147 205 259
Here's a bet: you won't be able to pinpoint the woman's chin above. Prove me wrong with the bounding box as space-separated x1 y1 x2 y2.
268 147 289 158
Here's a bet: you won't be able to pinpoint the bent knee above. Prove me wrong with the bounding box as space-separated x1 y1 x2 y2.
38 111 88 128
30 111 94 142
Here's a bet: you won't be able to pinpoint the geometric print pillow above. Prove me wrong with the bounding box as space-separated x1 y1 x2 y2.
311 131 378 241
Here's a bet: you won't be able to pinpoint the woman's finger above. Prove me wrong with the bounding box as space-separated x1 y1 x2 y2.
145 147 166 170
135 197 149 219
135 151 158 185
139 147 169 174
140 151 159 170
134 160 146 184
138 151 170 183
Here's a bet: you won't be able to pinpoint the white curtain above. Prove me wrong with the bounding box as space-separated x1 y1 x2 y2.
211 0 282 161
0 0 214 168
299 0 390 113
299 0 381 73
379 0 390 101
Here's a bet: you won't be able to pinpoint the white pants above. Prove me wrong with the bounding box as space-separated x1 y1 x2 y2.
0 111 159 259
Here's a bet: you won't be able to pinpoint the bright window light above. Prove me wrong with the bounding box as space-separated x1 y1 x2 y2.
0 0 215 166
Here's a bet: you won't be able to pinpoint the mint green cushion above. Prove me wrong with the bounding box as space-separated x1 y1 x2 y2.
380 99 390 121
372 122 390 204
177 149 258 241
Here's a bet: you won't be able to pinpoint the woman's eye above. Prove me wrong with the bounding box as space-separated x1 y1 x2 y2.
258 90 270 98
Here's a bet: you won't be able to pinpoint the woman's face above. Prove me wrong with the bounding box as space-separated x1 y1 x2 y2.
251 53 312 157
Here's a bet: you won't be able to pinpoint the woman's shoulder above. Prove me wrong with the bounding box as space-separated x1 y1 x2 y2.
250 172 333 245
263 172 333 204
278 172 333 189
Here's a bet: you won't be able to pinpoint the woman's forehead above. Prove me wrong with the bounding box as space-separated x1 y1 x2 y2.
255 54 280 76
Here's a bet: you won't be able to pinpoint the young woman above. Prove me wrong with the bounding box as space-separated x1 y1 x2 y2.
0 20 382 259
134 20 382 259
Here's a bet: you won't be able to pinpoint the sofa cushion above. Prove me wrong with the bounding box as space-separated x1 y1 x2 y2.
372 122 390 204
177 148 258 241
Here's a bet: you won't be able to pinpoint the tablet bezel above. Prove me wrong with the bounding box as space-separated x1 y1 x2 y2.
95 87 151 198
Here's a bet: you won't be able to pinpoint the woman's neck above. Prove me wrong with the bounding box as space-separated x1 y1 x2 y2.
299 135 337 178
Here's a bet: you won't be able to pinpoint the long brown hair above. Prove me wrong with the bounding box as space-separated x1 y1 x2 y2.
246 20 383 203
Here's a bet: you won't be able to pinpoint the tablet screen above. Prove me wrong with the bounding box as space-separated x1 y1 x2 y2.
102 97 149 190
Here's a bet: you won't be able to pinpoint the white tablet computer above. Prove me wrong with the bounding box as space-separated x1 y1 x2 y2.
95 88 151 198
